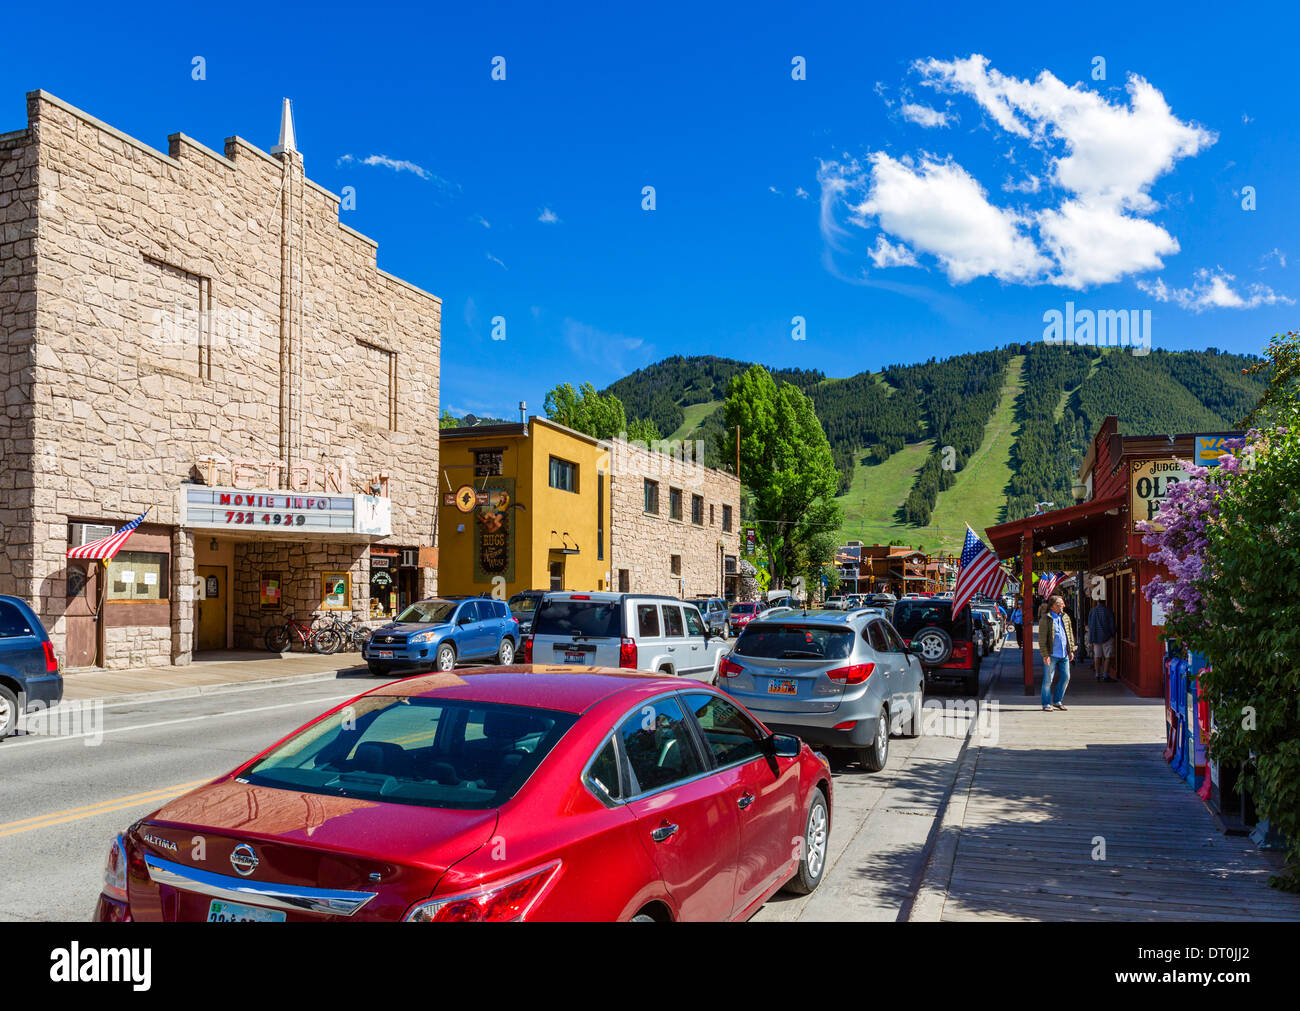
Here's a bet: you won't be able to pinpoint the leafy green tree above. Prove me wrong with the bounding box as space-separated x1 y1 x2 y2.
1240 331 1296 427
719 365 842 588
543 382 661 442
439 409 460 430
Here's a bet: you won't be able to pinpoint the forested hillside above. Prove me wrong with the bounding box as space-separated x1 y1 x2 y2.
601 345 1268 549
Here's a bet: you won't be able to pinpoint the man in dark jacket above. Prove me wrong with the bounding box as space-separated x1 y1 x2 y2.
1088 600 1117 682
1038 594 1076 711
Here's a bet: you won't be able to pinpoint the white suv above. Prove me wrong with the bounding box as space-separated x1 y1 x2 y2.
524 592 730 683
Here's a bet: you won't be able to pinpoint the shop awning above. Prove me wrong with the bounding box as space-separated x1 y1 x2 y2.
984 492 1128 559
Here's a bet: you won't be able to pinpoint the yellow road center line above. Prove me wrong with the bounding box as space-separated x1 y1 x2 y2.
0 779 209 836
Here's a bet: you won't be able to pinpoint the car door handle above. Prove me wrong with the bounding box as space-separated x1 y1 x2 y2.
667 646 676 652
737 792 755 810
651 822 679 843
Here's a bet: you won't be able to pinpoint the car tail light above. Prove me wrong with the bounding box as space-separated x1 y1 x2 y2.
43 641 58 673
833 720 857 730
619 638 637 669
826 662 874 685
103 834 129 902
405 861 560 922
570 594 590 600
718 656 744 678
522 636 533 663
952 643 971 664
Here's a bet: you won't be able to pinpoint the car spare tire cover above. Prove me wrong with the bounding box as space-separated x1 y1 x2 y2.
914 625 954 665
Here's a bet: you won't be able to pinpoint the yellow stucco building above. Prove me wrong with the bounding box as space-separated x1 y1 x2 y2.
437 417 613 596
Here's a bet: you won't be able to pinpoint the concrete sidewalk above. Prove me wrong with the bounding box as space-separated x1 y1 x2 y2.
58 650 372 704
911 646 1300 921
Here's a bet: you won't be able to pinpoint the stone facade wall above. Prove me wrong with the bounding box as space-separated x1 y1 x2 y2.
105 624 171 669
608 438 741 598
232 540 369 649
0 129 38 598
5 91 442 663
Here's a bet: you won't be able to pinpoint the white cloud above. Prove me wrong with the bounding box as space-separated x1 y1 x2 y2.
486 252 507 270
1262 247 1287 269
868 235 920 268
795 187 809 199
475 214 491 229
538 207 560 223
1137 268 1293 312
561 319 655 376
1002 174 1041 193
900 103 951 128
1242 113 1254 124
768 185 782 195
822 55 1217 289
837 152 1050 283
336 153 458 190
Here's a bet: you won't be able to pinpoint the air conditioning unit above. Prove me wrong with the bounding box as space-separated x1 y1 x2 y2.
400 549 418 568
71 523 115 546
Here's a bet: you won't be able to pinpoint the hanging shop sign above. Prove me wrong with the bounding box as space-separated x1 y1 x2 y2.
1129 458 1192 533
472 477 516 584
1032 545 1090 572
181 485 392 538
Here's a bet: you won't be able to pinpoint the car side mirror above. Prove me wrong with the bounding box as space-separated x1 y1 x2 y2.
768 734 801 758
457 615 472 626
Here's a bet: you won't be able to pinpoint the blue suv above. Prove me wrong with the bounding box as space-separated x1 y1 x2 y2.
0 595 63 739
363 597 521 677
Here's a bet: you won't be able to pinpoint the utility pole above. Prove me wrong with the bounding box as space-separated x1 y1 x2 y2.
732 424 740 478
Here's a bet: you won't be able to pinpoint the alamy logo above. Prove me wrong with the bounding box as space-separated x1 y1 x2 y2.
49 943 151 991
1042 301 1151 356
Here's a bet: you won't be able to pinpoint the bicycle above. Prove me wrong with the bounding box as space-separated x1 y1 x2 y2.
265 615 316 653
312 613 372 655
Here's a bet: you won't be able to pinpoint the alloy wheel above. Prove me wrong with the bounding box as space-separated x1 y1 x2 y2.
806 802 828 878
437 645 456 671
498 639 515 664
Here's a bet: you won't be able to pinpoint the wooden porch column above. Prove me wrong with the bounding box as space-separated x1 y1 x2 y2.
1021 533 1034 695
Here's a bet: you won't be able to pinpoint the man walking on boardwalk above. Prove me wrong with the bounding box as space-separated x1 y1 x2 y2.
1039 594 1075 711
1087 599 1117 683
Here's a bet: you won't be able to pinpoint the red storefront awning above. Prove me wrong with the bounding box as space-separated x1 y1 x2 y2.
984 492 1128 560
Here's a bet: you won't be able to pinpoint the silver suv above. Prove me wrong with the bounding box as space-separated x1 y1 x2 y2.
718 609 924 772
526 592 730 683
688 596 730 638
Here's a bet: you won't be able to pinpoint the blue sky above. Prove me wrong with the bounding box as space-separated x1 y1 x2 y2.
8 0 1298 422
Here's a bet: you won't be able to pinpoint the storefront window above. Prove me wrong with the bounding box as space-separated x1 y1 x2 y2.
370 555 398 618
107 551 168 600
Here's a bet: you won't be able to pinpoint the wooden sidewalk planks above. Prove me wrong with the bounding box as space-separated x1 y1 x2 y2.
933 648 1300 921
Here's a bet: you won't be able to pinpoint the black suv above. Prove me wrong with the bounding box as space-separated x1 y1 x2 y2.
507 591 547 636
891 598 981 695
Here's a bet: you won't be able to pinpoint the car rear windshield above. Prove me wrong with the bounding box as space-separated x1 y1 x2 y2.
892 601 970 638
397 600 457 624
242 697 578 810
735 624 855 660
509 596 540 614
532 599 623 638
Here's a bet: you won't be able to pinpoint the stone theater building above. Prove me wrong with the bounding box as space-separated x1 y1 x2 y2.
0 91 441 669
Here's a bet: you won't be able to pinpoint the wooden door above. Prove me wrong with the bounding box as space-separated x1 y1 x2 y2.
64 562 98 668
197 565 228 651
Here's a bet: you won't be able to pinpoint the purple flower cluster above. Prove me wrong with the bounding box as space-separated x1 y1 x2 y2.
1138 436 1261 621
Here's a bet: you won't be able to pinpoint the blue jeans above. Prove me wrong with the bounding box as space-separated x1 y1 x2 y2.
1042 655 1070 707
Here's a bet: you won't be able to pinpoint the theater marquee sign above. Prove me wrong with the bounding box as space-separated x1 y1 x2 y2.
181 485 392 538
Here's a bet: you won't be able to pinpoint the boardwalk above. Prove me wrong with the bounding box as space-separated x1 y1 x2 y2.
918 636 1300 921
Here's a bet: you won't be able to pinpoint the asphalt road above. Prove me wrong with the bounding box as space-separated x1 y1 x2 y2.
0 649 1001 922
0 678 366 921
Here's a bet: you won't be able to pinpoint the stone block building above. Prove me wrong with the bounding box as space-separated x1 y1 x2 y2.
0 91 441 669
608 438 741 599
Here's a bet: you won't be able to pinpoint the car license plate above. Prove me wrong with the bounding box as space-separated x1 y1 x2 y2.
563 651 588 664
207 900 285 923
768 679 797 696
374 650 393 658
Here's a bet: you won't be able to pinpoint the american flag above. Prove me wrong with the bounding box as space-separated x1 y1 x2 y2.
67 508 151 562
1038 571 1065 598
952 525 1009 616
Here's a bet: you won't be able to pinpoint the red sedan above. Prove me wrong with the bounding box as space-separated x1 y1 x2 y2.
94 666 832 922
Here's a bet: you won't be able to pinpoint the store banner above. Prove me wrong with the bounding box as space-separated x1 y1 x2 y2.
472 477 516 584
